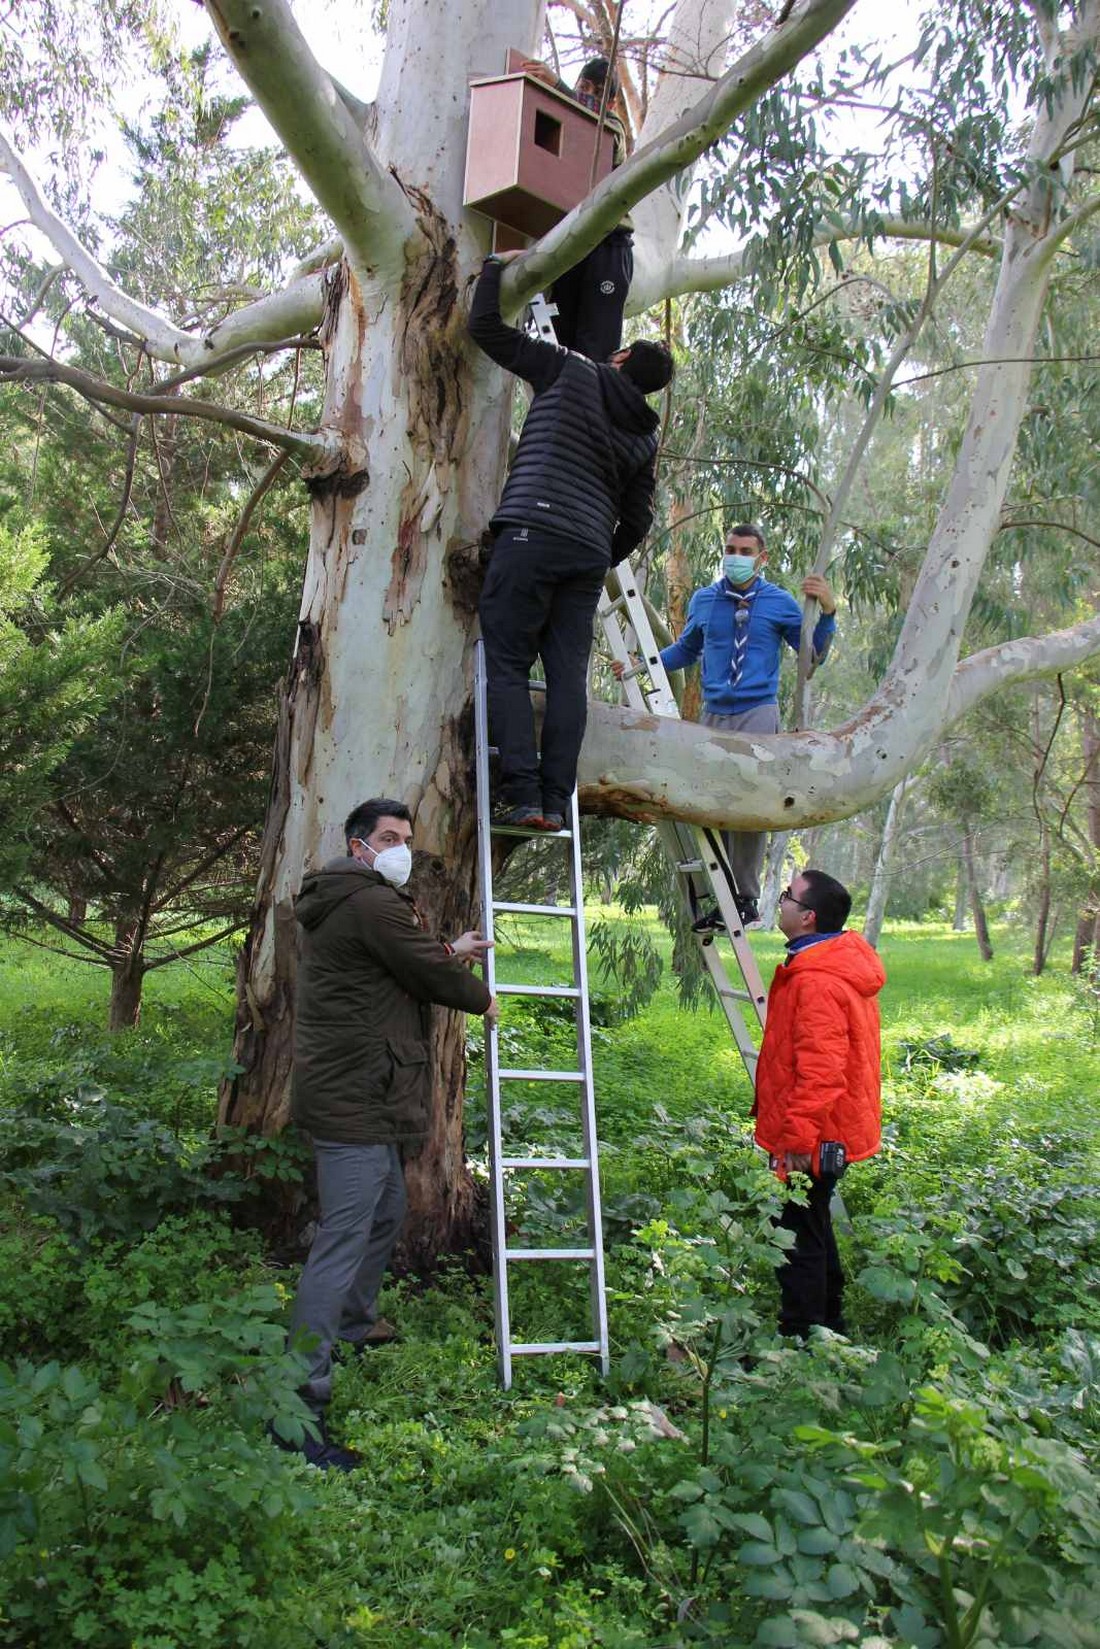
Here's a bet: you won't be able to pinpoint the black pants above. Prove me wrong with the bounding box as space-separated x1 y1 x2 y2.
478 526 606 815
548 230 633 361
775 1172 844 1338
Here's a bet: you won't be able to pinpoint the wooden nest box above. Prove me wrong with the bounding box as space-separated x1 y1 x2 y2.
464 51 616 243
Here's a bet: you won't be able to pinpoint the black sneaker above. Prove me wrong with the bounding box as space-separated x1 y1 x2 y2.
691 906 725 934
538 811 565 832
736 896 761 927
268 1417 362 1473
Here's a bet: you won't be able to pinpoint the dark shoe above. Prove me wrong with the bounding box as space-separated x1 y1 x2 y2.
492 804 545 830
268 1419 362 1472
538 811 565 832
736 896 760 927
343 1317 400 1351
691 905 725 934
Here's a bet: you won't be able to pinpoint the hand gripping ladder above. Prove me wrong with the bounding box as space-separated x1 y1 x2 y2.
473 641 610 1390
596 566 769 1080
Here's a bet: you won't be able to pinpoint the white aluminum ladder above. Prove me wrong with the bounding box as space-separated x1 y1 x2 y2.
597 566 769 1080
473 641 610 1390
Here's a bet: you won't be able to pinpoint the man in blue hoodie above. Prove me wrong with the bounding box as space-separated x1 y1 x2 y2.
658 524 836 925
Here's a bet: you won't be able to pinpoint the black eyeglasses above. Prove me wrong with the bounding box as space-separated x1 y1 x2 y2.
779 887 814 911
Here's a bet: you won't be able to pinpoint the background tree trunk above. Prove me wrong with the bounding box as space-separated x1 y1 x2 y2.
953 850 969 931
1073 708 1100 974
962 826 993 961
108 919 145 1029
1033 821 1052 976
863 778 910 948
759 830 791 929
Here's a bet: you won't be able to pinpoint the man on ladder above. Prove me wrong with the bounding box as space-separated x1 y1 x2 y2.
468 250 673 831
615 522 837 926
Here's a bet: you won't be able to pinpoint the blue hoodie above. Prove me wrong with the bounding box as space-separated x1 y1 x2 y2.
660 576 835 715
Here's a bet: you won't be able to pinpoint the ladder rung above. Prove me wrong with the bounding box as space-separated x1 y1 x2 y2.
716 986 755 1004
498 1068 585 1081
497 984 580 998
493 900 577 917
500 1156 591 1170
506 1247 596 1262
490 821 571 838
511 1340 602 1356
676 860 705 873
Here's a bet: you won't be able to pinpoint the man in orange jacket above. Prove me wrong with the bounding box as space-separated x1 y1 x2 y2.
753 868 885 1338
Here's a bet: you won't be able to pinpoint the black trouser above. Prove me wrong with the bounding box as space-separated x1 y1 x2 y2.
775 1172 844 1337
548 229 633 361
478 526 607 816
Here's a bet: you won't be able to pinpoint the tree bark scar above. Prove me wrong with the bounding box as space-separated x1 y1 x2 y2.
304 259 370 499
398 200 468 471
383 489 428 634
292 619 326 786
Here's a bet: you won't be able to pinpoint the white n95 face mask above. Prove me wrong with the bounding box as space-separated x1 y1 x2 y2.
371 844 413 887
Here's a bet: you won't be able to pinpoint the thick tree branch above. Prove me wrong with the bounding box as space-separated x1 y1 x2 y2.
631 214 1001 310
203 0 415 282
575 609 1100 831
946 614 1100 729
502 0 858 310
0 117 328 366
0 356 338 461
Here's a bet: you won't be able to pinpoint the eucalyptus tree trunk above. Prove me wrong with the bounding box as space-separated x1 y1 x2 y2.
759 831 791 929
1033 821 1053 977
953 852 968 931
962 828 993 962
1073 708 1100 975
863 778 910 949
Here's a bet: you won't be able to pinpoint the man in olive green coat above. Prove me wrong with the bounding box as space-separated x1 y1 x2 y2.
284 797 496 1470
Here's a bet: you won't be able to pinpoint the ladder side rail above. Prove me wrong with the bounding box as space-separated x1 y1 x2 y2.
655 821 762 1073
565 786 611 1377
598 570 678 717
474 640 514 1389
694 827 769 1025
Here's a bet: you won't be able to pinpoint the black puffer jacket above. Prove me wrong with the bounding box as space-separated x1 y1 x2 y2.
291 858 491 1146
469 258 659 565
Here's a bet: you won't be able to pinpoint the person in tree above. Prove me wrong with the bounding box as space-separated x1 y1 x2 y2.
754 868 885 1338
617 523 837 925
280 798 497 1470
520 54 633 360
469 251 673 831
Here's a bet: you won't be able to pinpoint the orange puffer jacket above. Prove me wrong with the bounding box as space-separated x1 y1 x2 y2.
753 931 886 1163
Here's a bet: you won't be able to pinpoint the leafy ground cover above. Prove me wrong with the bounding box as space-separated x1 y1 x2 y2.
0 919 1097 1647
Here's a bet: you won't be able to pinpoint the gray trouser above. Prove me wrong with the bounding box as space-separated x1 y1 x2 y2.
701 703 780 903
289 1140 407 1410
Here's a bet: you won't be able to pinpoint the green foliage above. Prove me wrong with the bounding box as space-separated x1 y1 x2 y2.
0 1075 306 1246
0 921 1097 1644
0 1342 322 1648
0 523 124 883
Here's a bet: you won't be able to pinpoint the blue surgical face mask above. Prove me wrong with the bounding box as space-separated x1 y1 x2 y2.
723 553 758 586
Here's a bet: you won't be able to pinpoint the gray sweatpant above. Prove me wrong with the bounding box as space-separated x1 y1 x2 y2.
701 703 780 904
289 1139 407 1410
